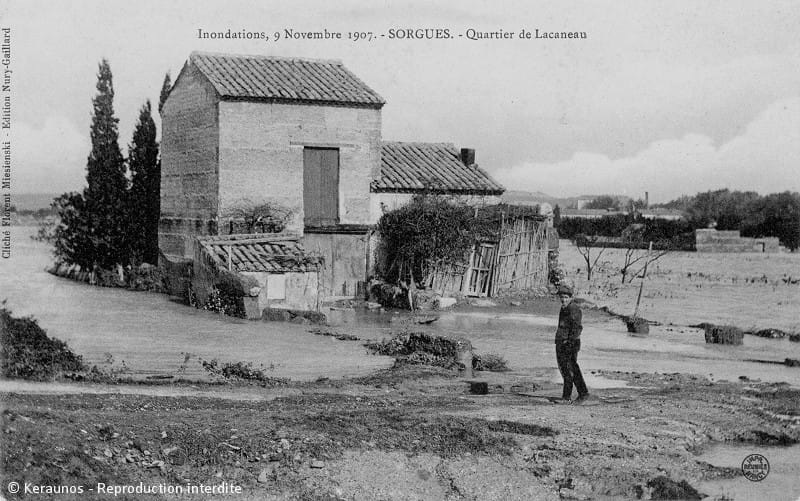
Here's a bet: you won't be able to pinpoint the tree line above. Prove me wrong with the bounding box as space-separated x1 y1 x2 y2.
39 60 172 271
556 189 800 251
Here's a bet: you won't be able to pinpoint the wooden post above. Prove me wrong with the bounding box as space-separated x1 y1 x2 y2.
633 241 653 318
489 212 506 297
227 245 232 271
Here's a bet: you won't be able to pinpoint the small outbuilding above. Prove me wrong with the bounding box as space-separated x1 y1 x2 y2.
193 234 323 317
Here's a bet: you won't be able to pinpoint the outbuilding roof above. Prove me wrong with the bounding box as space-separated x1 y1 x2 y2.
198 234 322 273
188 52 385 108
373 142 505 195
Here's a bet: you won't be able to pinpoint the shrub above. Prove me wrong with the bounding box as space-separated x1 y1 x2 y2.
199 358 288 385
376 194 495 286
127 263 165 292
202 287 245 318
0 303 85 380
471 353 509 372
365 332 471 370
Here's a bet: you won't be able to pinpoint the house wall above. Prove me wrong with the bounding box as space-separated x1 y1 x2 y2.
303 232 368 298
370 193 502 223
159 64 220 258
217 101 382 233
240 271 320 312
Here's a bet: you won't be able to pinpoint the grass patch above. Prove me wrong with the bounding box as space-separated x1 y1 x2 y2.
0 302 85 380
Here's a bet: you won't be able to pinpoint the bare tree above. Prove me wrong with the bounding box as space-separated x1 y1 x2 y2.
222 199 292 234
573 234 609 281
619 228 670 283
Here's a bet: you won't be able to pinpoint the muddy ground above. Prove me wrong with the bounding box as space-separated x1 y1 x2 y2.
3 364 799 501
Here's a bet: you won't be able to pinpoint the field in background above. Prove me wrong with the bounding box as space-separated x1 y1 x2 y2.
557 240 800 333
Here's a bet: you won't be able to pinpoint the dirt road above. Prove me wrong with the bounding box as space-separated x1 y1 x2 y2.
3 365 799 500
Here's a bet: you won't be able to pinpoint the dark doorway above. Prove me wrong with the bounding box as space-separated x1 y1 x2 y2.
303 148 340 227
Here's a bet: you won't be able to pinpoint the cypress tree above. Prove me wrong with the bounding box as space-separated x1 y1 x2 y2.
158 72 171 115
128 100 160 264
84 59 128 268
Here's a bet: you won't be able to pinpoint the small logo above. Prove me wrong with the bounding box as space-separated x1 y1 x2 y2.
741 453 770 482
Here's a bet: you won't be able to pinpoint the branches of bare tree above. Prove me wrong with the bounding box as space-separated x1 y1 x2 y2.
221 200 292 234
573 234 609 281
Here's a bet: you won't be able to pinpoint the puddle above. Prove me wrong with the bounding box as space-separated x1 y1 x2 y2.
695 443 800 500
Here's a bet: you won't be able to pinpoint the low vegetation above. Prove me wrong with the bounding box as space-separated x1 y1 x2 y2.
376 194 495 287
365 332 471 370
0 303 85 380
471 353 510 372
199 358 288 385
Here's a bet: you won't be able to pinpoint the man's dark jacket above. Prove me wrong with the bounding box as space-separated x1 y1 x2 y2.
555 301 582 343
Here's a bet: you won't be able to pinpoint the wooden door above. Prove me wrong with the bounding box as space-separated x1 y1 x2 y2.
303 148 339 226
465 243 497 296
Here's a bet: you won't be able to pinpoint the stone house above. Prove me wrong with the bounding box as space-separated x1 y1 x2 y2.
159 51 508 310
159 52 384 301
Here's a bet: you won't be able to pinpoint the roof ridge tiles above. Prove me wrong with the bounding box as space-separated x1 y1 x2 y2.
191 51 344 66
187 51 384 106
382 140 457 148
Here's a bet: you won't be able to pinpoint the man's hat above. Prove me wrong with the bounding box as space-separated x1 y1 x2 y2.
557 285 573 297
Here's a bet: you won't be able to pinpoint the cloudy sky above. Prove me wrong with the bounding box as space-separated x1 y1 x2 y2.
6 0 799 202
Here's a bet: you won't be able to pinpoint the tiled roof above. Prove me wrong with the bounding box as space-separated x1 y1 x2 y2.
372 142 505 194
189 52 384 108
198 234 322 273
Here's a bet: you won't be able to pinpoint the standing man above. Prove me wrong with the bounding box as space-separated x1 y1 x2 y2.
555 285 589 404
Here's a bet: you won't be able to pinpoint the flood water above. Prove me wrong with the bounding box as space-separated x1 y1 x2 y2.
2 226 800 386
0 227 393 381
696 443 800 501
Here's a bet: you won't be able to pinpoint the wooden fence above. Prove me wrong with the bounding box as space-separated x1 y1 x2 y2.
427 213 552 297
490 215 550 295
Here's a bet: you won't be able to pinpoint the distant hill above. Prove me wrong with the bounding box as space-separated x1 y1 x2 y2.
11 193 59 211
501 190 594 209
501 190 560 206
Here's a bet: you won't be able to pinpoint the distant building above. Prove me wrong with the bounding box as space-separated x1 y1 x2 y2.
638 208 685 221
560 208 629 219
695 229 780 253
573 196 597 210
559 207 685 221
